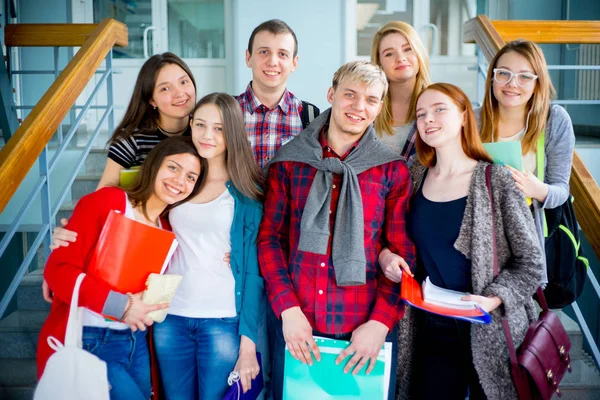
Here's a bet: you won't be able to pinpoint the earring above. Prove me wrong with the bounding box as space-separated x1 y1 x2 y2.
153 106 157 110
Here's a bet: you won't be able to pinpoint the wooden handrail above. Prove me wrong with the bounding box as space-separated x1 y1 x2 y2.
464 15 600 261
0 19 127 213
491 20 600 44
5 22 128 47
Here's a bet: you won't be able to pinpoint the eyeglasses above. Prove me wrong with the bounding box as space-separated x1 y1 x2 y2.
493 68 538 87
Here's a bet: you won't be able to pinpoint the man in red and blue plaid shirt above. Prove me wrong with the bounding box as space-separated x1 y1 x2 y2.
236 20 319 168
259 61 415 400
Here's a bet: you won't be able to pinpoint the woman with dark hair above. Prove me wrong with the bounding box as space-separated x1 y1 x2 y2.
37 136 206 400
476 39 575 285
152 93 264 399
99 52 197 188
382 83 544 399
44 53 198 301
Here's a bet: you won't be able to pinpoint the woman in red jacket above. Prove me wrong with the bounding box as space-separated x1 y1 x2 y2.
37 136 206 400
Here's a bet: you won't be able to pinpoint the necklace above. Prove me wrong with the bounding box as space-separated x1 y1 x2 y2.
157 119 189 136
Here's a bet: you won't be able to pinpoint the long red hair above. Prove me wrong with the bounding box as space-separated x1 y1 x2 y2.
415 83 492 167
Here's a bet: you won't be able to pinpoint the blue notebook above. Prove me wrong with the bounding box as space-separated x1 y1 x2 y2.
483 142 523 171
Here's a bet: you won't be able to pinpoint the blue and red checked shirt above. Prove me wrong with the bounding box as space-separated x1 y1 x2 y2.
258 128 416 334
236 82 304 168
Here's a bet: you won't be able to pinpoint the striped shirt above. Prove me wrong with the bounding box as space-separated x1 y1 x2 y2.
236 83 304 168
107 127 191 169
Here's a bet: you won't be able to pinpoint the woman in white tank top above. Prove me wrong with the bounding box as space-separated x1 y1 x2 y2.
153 93 265 399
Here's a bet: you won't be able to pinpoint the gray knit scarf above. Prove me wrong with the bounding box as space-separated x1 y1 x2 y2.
268 109 402 286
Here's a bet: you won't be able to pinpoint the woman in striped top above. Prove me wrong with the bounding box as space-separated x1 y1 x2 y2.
100 52 197 188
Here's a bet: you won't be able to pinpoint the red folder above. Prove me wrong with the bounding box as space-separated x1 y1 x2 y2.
400 271 491 324
88 210 178 293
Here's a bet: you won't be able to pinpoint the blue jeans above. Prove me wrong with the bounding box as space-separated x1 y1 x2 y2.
82 327 151 400
153 314 240 400
269 307 398 400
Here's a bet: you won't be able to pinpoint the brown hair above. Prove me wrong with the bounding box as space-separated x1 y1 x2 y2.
480 40 555 154
415 83 492 167
110 52 196 144
247 19 298 57
192 93 263 202
371 21 432 136
126 136 206 219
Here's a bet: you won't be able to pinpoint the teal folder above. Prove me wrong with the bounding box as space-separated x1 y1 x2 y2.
483 142 523 171
283 336 392 400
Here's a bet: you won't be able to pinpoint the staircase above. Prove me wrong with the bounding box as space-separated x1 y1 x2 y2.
0 144 106 399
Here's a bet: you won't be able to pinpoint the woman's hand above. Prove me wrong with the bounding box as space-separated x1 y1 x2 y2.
49 218 77 250
462 294 502 313
122 292 169 332
378 248 412 283
506 166 549 203
224 252 231 264
42 279 53 303
234 335 260 393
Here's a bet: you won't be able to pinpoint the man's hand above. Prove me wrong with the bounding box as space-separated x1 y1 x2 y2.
335 320 388 375
378 248 412 283
281 306 321 365
49 218 77 250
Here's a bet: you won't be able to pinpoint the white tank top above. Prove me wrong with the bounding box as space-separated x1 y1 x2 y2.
166 189 237 318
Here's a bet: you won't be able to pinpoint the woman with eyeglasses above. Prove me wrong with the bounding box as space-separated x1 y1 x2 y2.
475 39 575 284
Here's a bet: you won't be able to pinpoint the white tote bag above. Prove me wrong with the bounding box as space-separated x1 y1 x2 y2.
34 273 110 400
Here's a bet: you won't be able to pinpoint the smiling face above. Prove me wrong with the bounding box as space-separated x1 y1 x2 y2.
492 50 537 111
327 80 385 138
190 103 227 164
150 63 196 127
245 31 298 94
153 152 201 205
378 32 419 84
416 89 464 149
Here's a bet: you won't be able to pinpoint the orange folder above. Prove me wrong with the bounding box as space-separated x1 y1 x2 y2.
88 210 178 293
400 271 491 324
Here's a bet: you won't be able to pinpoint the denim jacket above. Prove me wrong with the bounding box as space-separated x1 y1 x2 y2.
226 181 265 344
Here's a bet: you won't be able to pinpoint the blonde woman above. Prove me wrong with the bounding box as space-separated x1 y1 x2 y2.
476 39 575 283
371 21 432 162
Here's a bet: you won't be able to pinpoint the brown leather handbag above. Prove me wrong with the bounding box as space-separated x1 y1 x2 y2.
486 165 572 399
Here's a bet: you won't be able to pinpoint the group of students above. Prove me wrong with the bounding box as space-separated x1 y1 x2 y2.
36 17 575 400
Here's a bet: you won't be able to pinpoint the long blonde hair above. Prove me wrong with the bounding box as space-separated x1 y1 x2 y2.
371 21 431 136
480 40 555 154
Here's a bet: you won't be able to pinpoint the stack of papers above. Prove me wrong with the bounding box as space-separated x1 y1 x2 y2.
401 272 491 324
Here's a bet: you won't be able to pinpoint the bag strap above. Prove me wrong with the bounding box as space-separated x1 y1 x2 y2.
64 273 86 347
300 101 318 129
536 130 549 238
486 165 546 399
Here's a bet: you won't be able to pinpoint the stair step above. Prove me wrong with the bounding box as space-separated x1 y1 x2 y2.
84 148 108 175
557 311 584 361
0 386 35 400
0 311 47 358
71 174 102 203
0 358 37 387
16 270 50 312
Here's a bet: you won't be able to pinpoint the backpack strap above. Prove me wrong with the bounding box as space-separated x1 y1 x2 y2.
536 130 549 237
300 101 320 129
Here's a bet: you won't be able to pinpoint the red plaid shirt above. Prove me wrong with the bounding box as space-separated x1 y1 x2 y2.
258 129 416 333
236 82 304 168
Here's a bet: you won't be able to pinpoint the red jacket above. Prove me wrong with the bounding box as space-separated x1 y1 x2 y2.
37 187 127 377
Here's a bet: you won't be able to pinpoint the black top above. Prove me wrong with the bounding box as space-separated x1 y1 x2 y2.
407 176 472 293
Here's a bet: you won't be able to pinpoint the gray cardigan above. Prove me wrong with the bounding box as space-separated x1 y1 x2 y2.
473 105 575 283
396 162 545 400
